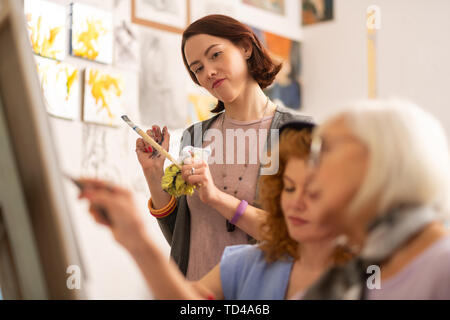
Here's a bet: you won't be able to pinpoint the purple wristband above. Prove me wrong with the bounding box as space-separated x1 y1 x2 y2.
230 200 248 225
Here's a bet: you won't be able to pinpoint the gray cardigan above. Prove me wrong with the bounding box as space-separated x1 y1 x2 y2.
156 105 313 275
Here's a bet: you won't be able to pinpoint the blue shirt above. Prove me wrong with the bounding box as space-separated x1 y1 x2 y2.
220 244 294 299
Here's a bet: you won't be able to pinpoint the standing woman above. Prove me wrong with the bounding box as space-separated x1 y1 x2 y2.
135 15 311 280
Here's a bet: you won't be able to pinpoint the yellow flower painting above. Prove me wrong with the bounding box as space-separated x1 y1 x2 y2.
35 56 80 119
70 3 113 64
24 0 66 60
83 68 124 126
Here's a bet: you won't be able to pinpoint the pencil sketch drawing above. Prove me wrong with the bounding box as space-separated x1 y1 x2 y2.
138 27 188 130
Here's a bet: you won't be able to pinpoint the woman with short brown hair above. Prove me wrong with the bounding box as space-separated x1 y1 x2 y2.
135 14 311 280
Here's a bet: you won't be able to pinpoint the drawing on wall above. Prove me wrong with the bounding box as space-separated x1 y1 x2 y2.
114 20 139 70
113 0 140 71
132 0 189 33
187 94 216 125
251 27 302 110
24 0 66 60
242 0 285 15
190 0 238 22
139 27 189 129
83 67 125 126
302 0 333 26
35 56 80 120
81 123 150 200
70 3 113 64
81 123 127 184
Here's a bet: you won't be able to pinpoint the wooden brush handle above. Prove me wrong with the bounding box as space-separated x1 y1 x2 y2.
136 128 182 170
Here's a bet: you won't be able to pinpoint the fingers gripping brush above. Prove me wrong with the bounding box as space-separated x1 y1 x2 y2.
121 115 196 197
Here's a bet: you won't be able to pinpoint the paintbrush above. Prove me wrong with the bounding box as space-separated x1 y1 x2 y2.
64 174 112 226
121 115 182 170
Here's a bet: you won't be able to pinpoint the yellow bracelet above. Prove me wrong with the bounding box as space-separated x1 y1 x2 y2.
148 196 176 218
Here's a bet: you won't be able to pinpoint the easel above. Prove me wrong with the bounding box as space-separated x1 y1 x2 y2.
0 0 85 299
0 95 48 299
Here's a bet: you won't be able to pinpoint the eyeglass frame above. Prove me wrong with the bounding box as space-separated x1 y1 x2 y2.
308 133 365 169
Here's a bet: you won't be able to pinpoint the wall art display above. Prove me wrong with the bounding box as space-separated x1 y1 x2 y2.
35 55 80 119
139 27 189 129
302 0 333 26
83 67 124 126
24 0 66 60
252 26 302 110
70 3 113 64
242 0 285 16
132 0 189 34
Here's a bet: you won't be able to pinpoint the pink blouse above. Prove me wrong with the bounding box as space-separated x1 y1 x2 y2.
186 112 274 280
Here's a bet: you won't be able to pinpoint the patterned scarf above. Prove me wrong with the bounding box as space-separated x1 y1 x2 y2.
302 205 436 299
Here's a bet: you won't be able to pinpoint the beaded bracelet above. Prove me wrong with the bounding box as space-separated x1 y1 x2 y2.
148 196 176 218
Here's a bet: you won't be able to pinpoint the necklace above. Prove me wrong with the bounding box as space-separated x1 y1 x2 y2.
221 96 270 231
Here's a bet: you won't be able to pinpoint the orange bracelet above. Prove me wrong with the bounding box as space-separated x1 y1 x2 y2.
148 196 176 218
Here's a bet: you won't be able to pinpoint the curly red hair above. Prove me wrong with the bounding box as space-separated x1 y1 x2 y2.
257 129 312 262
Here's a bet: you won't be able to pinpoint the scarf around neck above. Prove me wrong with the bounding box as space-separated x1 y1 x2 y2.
302 205 436 300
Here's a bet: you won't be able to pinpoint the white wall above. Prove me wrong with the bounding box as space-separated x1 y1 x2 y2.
41 0 159 299
302 0 450 144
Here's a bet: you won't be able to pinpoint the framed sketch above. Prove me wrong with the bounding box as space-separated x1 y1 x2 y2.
190 0 238 22
238 0 302 41
113 0 140 71
242 0 285 16
132 0 190 34
138 27 190 129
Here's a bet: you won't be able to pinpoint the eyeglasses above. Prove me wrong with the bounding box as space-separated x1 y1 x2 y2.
308 134 363 169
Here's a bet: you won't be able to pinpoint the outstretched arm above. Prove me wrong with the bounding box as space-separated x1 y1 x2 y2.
77 178 222 300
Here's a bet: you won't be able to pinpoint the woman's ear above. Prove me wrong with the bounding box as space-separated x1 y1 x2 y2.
239 39 253 60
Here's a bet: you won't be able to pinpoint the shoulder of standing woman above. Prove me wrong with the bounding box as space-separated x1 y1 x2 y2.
273 104 314 128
